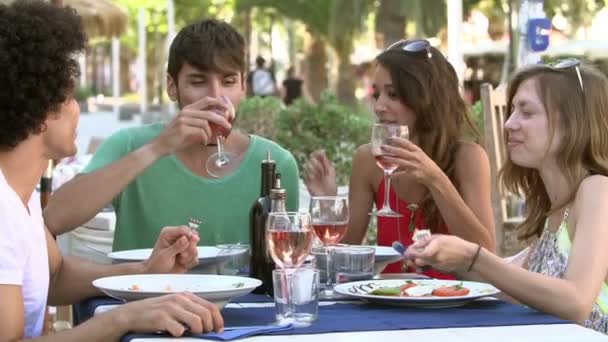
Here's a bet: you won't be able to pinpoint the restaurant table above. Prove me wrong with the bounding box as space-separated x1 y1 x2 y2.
78 295 608 342
128 325 607 342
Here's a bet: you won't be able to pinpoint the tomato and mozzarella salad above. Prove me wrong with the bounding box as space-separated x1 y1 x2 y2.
370 280 471 297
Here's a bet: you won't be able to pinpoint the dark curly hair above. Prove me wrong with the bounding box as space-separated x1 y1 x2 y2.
0 0 86 150
168 19 245 82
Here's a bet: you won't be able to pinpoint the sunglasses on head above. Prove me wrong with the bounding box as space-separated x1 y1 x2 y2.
547 58 584 92
385 39 432 59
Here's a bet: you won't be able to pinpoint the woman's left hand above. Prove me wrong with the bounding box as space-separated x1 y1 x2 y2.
404 234 478 273
381 137 443 186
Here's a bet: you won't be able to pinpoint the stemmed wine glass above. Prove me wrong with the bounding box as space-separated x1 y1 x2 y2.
266 212 314 325
309 196 348 297
371 123 409 217
206 95 237 178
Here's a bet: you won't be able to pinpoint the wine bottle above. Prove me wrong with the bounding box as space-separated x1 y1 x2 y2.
249 151 276 295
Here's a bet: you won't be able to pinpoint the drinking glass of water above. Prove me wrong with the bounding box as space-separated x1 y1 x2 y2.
333 245 375 284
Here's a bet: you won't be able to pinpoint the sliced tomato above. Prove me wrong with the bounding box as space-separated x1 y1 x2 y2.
432 285 470 297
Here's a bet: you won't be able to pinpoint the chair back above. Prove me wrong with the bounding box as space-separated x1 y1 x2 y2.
481 83 509 228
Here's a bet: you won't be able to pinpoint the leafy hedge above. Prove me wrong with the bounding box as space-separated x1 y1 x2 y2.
236 92 373 185
236 96 284 139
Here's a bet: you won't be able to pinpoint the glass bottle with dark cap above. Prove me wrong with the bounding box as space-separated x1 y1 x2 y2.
270 173 286 213
250 151 277 295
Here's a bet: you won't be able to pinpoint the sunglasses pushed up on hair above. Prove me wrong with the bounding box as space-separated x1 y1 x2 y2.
545 58 584 92
385 39 432 59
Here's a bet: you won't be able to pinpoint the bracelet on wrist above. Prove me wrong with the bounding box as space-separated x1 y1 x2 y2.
467 244 482 272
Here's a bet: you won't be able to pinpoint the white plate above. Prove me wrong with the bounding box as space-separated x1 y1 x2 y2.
107 246 247 268
334 279 500 308
92 274 261 309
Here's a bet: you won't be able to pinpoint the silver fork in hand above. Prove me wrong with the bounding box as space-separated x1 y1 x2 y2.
187 217 202 239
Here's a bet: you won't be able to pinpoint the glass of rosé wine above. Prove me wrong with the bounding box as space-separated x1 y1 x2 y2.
206 95 238 178
370 123 409 217
266 212 314 325
309 196 349 296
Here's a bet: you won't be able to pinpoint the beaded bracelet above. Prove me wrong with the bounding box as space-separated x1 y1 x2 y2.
467 244 482 272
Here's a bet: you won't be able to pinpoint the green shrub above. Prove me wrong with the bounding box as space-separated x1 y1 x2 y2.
235 96 284 139
469 100 484 140
273 92 373 185
236 92 372 185
75 85 93 102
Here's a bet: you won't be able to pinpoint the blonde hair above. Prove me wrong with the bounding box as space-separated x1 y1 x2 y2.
501 64 608 241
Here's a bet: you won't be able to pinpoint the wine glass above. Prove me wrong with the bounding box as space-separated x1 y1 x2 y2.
266 212 314 325
206 95 237 178
309 196 348 297
371 123 409 217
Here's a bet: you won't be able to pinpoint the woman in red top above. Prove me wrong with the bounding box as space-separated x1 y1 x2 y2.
304 39 496 278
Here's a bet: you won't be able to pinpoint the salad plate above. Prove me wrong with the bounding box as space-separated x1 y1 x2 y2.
334 279 499 308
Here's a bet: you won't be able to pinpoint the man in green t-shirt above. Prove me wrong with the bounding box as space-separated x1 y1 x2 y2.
44 19 299 251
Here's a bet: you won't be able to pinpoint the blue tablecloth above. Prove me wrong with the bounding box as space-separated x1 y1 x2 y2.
119 299 569 341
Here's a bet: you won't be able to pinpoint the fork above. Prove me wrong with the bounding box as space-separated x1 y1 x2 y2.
392 241 431 272
187 217 202 238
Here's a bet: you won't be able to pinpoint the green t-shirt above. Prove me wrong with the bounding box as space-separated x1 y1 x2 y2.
83 123 300 251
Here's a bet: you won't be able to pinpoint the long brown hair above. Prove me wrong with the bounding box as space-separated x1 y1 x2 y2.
501 64 608 241
376 41 479 231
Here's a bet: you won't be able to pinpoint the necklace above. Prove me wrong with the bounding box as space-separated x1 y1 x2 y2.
395 200 420 272
407 203 419 233
393 200 420 244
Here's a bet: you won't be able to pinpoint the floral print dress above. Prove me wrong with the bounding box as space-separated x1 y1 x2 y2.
527 208 608 334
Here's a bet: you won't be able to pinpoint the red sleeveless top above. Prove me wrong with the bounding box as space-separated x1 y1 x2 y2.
375 177 455 279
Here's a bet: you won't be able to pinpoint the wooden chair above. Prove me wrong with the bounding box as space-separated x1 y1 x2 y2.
481 83 522 255
481 83 508 219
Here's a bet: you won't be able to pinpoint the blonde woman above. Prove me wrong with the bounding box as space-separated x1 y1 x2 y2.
406 60 608 333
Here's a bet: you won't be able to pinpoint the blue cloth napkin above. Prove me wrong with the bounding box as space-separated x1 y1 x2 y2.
120 324 294 342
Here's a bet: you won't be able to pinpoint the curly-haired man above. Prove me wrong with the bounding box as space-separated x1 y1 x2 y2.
0 1 223 339
43 19 299 251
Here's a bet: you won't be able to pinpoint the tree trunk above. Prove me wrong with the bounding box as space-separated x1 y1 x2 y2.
375 0 406 48
120 52 130 93
155 29 165 105
90 45 98 94
305 35 328 102
336 55 356 107
268 14 276 75
243 7 252 69
286 19 296 67
501 0 518 84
